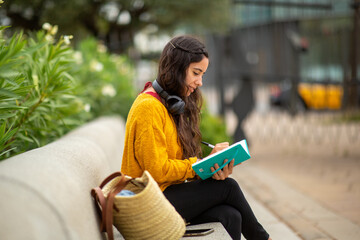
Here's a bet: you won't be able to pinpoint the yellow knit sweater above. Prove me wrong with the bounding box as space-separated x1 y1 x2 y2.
121 93 197 191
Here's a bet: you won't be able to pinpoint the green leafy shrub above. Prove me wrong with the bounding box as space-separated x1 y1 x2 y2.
0 26 136 161
0 26 87 160
200 106 233 157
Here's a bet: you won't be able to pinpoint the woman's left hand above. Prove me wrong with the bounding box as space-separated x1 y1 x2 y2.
211 159 234 180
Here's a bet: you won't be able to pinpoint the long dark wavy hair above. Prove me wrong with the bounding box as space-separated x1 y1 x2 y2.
157 35 209 159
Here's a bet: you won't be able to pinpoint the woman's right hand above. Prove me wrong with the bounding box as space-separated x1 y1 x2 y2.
209 142 229 155
211 159 234 180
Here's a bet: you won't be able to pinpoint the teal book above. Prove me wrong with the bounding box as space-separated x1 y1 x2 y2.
192 139 251 180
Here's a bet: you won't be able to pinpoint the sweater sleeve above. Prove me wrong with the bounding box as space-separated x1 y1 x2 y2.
134 103 196 185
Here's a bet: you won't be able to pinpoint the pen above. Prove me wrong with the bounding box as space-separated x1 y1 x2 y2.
201 141 215 149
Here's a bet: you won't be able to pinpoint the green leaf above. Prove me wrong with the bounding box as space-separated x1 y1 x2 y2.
0 124 17 146
0 121 5 137
0 69 21 79
0 105 28 110
0 26 10 31
62 72 75 82
17 133 34 143
0 88 21 99
0 147 17 159
0 112 18 119
29 135 40 147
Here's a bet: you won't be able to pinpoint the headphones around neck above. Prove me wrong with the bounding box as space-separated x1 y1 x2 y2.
152 79 185 115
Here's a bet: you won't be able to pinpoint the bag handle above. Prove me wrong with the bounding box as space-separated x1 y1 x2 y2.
91 172 131 240
91 187 107 232
105 174 130 240
99 172 122 188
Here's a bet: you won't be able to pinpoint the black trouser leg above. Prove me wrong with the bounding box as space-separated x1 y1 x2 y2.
190 204 242 240
163 178 269 240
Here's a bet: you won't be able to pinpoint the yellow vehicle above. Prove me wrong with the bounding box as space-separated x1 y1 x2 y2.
298 83 343 110
270 82 344 111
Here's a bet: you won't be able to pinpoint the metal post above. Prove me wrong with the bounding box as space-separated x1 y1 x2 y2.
218 39 226 117
349 0 360 109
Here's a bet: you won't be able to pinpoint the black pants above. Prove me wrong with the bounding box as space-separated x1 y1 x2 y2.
163 178 269 240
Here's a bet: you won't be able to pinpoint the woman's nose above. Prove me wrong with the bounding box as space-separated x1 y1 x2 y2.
197 77 203 87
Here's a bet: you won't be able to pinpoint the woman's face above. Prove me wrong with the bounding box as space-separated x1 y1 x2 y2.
185 56 209 96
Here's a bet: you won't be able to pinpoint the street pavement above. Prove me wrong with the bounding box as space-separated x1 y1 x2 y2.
228 110 360 240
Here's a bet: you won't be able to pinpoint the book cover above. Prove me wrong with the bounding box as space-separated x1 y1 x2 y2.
192 139 251 180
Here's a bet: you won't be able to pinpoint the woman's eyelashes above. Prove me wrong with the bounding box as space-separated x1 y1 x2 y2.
193 71 205 77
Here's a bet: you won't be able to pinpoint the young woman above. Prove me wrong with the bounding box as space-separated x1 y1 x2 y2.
121 35 271 240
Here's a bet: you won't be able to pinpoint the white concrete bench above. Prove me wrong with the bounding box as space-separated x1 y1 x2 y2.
0 116 230 240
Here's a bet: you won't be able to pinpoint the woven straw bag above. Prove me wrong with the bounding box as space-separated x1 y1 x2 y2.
91 170 186 240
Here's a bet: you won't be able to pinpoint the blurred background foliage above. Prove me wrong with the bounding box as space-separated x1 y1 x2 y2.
74 37 136 118
1 0 231 53
200 104 233 157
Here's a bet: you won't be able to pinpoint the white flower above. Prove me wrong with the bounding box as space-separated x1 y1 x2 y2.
101 84 117 97
50 25 58 35
73 51 83 64
84 104 91 112
45 34 54 43
42 23 58 36
90 60 103 72
63 35 73 45
42 22 51 31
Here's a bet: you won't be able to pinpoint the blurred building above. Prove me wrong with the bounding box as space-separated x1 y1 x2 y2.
204 0 359 116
